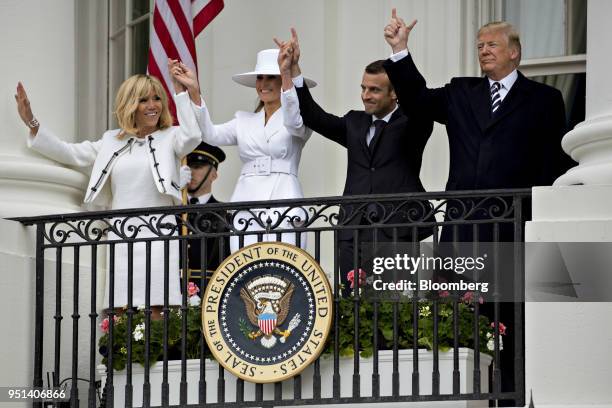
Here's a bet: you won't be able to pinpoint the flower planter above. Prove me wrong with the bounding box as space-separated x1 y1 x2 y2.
98 348 491 407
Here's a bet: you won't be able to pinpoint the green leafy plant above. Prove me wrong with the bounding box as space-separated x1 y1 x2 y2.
98 283 210 371
98 283 506 371
323 295 498 358
322 272 506 358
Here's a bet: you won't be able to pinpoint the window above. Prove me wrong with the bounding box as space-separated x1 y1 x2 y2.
461 0 586 130
108 0 152 127
502 0 586 129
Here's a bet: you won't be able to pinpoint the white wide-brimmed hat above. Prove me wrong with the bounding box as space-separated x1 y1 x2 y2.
232 49 317 88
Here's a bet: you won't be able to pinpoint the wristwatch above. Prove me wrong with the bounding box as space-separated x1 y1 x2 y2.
28 118 39 129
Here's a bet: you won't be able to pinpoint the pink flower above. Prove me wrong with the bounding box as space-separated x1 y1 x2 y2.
346 269 366 289
439 290 450 298
99 316 118 333
461 291 485 304
188 282 200 297
491 322 507 336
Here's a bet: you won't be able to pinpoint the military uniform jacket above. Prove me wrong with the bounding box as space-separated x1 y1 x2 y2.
187 195 230 279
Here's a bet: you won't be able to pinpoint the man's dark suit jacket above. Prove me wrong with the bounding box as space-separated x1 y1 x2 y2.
383 54 566 191
186 195 229 280
295 84 433 241
384 55 568 405
383 54 567 242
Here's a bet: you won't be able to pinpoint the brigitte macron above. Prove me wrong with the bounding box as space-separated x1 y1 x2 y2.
15 60 203 318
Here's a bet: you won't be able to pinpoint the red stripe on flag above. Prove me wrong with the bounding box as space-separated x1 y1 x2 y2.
148 0 222 123
193 0 224 36
153 9 182 61
166 0 198 67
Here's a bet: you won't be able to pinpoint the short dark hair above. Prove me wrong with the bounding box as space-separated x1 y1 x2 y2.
364 60 394 92
364 60 387 75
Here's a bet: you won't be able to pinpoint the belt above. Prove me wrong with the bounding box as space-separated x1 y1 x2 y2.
241 156 296 176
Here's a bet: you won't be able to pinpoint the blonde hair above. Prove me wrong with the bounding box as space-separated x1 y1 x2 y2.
478 21 522 65
114 74 173 138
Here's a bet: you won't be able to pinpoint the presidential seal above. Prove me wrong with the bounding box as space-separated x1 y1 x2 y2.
202 242 333 383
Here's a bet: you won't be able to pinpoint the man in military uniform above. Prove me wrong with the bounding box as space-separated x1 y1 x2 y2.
184 142 229 282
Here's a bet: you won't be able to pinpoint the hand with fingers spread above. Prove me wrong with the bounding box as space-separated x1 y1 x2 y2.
15 82 39 135
383 8 417 54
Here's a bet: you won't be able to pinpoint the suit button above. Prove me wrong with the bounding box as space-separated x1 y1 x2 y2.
187 244 191 248
370 167 375 172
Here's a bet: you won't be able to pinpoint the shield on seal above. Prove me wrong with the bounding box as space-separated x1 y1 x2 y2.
258 312 277 336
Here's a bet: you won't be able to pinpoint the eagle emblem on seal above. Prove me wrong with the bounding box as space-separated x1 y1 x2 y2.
239 275 301 349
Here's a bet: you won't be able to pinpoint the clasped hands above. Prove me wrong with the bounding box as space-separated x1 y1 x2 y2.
273 28 301 78
167 59 201 105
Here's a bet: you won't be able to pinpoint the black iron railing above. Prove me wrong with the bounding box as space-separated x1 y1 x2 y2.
11 189 530 407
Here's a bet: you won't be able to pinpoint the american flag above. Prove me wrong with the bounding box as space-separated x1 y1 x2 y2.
148 0 224 122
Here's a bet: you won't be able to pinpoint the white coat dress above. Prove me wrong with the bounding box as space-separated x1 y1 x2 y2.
27 92 202 308
194 87 311 252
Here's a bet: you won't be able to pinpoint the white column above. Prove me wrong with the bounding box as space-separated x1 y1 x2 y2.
526 2 612 407
554 0 612 186
0 0 90 397
0 0 87 219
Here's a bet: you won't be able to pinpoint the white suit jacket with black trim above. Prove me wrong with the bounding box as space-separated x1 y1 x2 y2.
27 91 202 209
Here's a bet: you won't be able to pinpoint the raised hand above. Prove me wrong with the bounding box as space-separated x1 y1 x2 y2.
176 63 200 92
15 82 39 134
289 28 301 67
274 33 298 91
383 8 417 54
168 59 201 105
274 28 302 78
276 41 293 75
168 58 186 93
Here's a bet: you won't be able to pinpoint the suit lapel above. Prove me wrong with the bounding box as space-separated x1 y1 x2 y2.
468 78 493 133
486 71 531 130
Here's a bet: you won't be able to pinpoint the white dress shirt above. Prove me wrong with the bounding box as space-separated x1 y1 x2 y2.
292 74 398 145
188 192 212 204
367 106 398 145
487 70 518 103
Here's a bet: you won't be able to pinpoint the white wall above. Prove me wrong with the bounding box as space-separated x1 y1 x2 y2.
0 0 86 217
196 0 465 201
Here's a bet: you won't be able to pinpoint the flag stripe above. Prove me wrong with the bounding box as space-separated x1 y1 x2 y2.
148 0 223 123
165 0 198 69
153 3 183 61
193 0 224 36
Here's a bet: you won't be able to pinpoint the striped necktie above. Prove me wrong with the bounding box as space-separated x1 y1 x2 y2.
490 82 502 114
